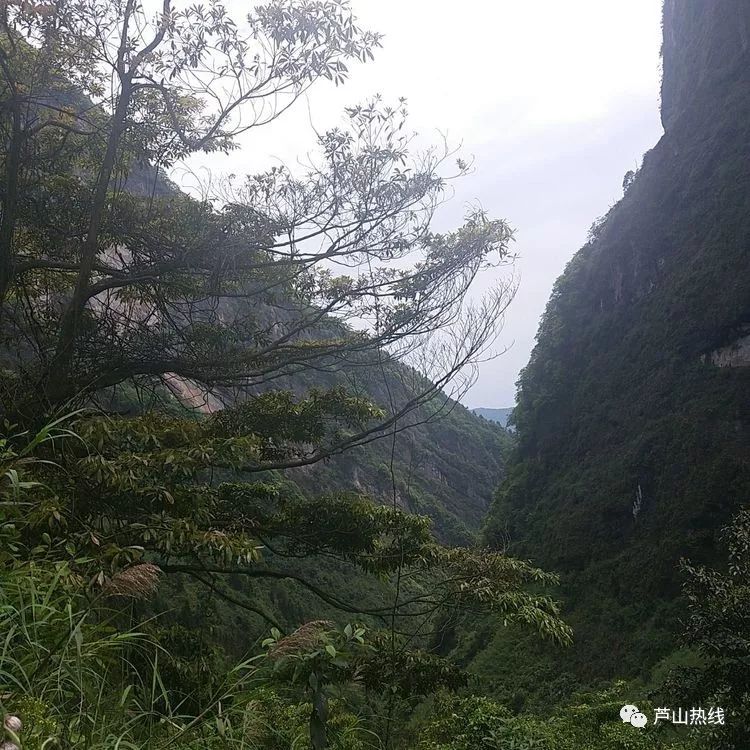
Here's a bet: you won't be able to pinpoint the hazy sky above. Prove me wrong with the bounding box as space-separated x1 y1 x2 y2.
183 0 665 408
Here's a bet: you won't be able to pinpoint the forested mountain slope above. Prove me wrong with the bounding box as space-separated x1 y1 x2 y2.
160 370 512 546
484 0 750 683
288 396 510 545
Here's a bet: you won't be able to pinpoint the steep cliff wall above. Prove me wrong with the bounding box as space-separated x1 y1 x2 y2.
661 0 750 131
483 0 750 683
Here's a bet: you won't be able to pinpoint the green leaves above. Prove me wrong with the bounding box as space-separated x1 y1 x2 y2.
263 615 372 744
665 509 750 747
210 387 385 449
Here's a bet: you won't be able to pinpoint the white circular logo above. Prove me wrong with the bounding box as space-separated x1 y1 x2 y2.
620 704 638 723
630 712 648 728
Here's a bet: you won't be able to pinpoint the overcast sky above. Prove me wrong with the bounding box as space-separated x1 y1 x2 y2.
183 0 665 408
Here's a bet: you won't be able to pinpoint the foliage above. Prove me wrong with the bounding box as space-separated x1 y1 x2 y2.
264 621 372 750
1 410 570 639
0 392 569 748
415 687 698 750
660 507 750 749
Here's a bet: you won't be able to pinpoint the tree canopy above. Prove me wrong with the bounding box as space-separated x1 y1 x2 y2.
0 3 567 749
0 0 514 430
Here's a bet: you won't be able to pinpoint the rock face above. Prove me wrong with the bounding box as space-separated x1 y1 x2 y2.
484 0 750 682
661 0 750 132
706 327 750 368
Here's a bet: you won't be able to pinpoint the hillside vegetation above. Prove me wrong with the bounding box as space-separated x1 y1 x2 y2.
484 0 750 688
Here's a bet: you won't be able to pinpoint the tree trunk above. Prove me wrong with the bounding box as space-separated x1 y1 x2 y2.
45 81 132 406
0 97 22 309
310 687 328 750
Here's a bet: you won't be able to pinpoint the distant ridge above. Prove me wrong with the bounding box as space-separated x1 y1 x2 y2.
472 407 514 429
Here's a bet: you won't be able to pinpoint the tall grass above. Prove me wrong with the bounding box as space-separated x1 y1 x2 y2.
0 416 264 750
0 562 299 748
1 562 149 748
0 561 376 749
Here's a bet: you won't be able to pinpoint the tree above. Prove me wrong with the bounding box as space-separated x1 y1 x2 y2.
0 5 558 747
662 507 750 749
0 0 514 443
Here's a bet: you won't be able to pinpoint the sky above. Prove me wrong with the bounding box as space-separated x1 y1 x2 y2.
182 0 665 408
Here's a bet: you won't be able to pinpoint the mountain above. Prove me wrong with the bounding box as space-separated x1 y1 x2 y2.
290 399 511 546
482 0 750 687
151 374 512 550
473 407 514 429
